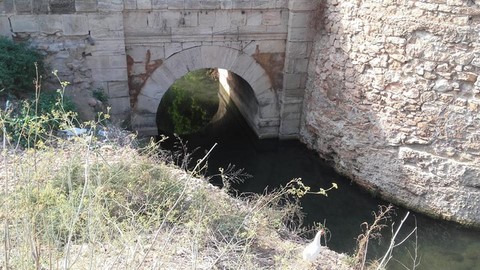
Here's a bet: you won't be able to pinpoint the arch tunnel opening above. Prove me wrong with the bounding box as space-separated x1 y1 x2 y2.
155 68 260 146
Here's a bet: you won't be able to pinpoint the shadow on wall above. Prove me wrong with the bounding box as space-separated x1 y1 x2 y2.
301 0 480 226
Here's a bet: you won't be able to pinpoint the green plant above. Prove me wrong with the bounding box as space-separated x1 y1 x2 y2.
168 84 209 134
1 70 77 148
92 88 109 103
0 37 44 96
159 69 219 135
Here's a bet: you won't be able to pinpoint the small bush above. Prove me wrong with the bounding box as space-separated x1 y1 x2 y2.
0 37 44 96
1 90 77 148
92 88 109 103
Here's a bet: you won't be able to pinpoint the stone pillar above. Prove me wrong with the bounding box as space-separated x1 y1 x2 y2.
279 0 315 138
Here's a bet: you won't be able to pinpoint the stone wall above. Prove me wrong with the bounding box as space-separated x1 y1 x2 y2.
301 0 480 226
0 0 314 137
0 1 130 121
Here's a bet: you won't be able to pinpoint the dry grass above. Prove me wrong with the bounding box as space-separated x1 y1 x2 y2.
0 133 352 269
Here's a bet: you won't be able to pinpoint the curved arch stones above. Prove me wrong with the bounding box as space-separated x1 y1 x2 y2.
132 45 280 138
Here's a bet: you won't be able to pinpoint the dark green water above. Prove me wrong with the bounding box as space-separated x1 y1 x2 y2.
156 73 480 270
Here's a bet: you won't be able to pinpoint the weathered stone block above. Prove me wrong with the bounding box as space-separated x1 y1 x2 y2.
108 96 131 115
284 73 306 90
50 0 75 14
164 42 182 58
251 0 272 9
123 0 137 9
0 16 11 36
288 12 309 27
288 27 310 41
107 81 129 98
280 118 300 135
91 67 128 81
87 13 124 32
151 0 168 9
166 0 184 9
198 10 216 26
33 0 49 14
15 0 32 13
137 0 152 9
10 15 39 32
288 0 316 11
87 55 128 70
263 11 282 26
229 10 246 26
38 15 63 34
147 68 175 96
246 11 262 26
231 0 252 9
62 14 88 35
98 0 123 11
286 41 307 58
195 0 221 9
75 0 98 12
2 0 15 13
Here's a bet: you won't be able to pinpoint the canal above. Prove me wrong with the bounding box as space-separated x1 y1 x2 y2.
157 69 480 270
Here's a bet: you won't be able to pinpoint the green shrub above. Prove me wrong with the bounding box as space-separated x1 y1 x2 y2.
0 37 44 96
92 88 109 103
2 90 77 148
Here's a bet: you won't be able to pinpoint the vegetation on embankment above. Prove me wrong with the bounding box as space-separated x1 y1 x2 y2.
0 127 352 269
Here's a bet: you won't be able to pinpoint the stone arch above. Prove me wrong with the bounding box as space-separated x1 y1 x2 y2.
133 45 280 137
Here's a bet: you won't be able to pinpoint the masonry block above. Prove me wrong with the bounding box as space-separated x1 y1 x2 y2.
148 67 175 95
251 0 272 9
2 0 14 13
10 15 39 32
164 53 191 78
259 102 280 119
166 0 184 9
62 14 88 35
135 94 161 114
286 41 308 58
124 0 137 9
164 42 182 58
87 39 126 56
98 0 123 11
231 0 252 9
108 96 131 116
263 11 282 26
0 16 11 36
108 81 130 98
288 27 310 42
284 72 307 90
50 0 75 14
91 67 128 82
246 11 263 26
288 0 317 11
15 0 32 13
137 0 152 9
87 13 124 32
33 0 49 14
199 10 216 26
87 55 128 70
75 0 98 12
288 12 309 27
280 118 300 136
242 62 265 84
151 0 168 9
38 15 63 34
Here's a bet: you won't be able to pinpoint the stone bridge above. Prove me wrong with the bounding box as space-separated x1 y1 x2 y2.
0 0 317 139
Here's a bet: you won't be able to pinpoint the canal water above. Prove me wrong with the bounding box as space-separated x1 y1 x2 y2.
157 71 480 270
